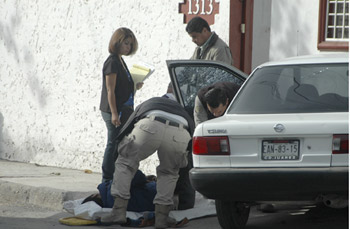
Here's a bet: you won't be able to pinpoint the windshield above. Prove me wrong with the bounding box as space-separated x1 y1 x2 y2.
228 63 349 114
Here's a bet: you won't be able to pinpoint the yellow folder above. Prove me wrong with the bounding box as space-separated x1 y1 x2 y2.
129 62 155 91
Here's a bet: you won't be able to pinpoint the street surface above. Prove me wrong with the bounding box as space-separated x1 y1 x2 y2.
0 202 348 229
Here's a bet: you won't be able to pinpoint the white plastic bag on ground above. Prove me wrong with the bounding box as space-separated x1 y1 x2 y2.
74 201 102 219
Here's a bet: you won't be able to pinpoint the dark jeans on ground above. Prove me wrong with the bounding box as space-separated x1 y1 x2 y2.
101 111 121 183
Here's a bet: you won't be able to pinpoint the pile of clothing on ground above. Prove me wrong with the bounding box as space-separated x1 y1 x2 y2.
60 170 216 227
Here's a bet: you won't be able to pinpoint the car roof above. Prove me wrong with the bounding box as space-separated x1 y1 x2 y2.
257 53 349 68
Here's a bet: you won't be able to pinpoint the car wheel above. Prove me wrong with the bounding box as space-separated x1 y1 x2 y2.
215 200 250 229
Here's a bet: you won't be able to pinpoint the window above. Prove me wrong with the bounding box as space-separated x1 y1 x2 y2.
326 0 349 40
174 65 244 109
228 64 349 114
318 0 349 51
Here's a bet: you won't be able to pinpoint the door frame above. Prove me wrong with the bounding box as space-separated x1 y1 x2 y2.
229 0 254 74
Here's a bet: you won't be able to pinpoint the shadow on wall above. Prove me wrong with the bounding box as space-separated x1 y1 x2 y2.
0 12 48 108
271 1 312 59
0 112 13 160
252 0 272 69
0 112 4 158
0 9 49 162
0 18 20 63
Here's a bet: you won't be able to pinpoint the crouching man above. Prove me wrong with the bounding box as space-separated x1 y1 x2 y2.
194 81 240 126
101 97 194 228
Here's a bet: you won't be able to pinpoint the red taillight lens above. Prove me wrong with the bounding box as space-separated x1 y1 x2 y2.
192 136 230 155
332 134 349 154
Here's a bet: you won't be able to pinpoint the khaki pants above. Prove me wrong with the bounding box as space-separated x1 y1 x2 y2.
111 116 191 206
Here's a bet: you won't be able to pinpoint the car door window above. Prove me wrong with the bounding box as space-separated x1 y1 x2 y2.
173 65 245 111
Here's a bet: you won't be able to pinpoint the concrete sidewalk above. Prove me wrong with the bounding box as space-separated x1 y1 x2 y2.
0 159 101 210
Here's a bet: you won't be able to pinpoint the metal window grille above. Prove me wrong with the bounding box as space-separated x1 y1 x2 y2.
326 0 349 40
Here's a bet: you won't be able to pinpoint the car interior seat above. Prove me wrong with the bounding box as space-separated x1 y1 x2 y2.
285 84 320 103
319 93 349 110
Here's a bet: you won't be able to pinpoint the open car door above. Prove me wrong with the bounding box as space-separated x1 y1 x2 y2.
166 60 248 119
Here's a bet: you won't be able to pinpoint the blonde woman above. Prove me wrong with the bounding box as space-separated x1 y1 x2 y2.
99 28 142 182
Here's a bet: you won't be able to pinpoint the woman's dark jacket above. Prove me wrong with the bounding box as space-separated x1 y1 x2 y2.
99 54 134 114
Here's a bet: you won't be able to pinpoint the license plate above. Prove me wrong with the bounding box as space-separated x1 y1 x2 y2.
262 140 299 160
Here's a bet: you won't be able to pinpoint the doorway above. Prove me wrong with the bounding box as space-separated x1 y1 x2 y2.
229 0 254 74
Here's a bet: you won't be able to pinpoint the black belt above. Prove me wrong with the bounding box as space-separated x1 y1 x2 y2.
154 116 182 128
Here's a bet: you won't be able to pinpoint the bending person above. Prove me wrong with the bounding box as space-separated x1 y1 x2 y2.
101 97 194 228
194 81 240 126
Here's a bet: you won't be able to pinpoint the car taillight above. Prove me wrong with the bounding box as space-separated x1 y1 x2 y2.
192 136 230 155
332 134 348 154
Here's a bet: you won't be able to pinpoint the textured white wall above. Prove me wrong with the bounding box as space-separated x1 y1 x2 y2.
269 0 320 61
252 0 271 70
0 0 230 175
252 0 323 67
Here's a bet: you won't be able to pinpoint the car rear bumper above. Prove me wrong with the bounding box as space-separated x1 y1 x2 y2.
189 167 348 201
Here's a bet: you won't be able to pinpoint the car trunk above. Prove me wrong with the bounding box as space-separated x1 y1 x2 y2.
197 112 349 168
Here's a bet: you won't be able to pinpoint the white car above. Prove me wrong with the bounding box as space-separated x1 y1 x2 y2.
167 54 348 228
184 54 348 229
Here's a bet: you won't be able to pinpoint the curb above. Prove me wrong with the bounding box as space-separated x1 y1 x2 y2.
0 180 96 210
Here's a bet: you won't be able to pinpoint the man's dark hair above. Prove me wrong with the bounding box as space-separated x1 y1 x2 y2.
204 87 227 108
186 17 211 33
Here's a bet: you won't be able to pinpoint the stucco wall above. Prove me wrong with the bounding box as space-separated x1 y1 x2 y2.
252 0 323 68
0 0 229 175
252 0 272 69
269 0 320 61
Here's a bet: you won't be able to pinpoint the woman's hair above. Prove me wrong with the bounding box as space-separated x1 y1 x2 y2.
108 27 138 55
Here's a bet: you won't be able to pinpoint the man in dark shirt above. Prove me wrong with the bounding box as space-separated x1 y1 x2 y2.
101 97 194 228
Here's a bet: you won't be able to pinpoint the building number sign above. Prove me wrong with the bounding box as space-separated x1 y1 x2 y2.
188 0 214 15
179 0 219 25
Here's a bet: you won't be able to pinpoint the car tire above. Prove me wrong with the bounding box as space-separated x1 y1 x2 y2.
215 200 250 229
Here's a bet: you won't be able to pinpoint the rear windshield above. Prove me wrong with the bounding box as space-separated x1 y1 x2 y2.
228 63 349 114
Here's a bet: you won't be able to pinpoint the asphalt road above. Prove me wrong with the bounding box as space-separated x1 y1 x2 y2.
0 202 348 229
